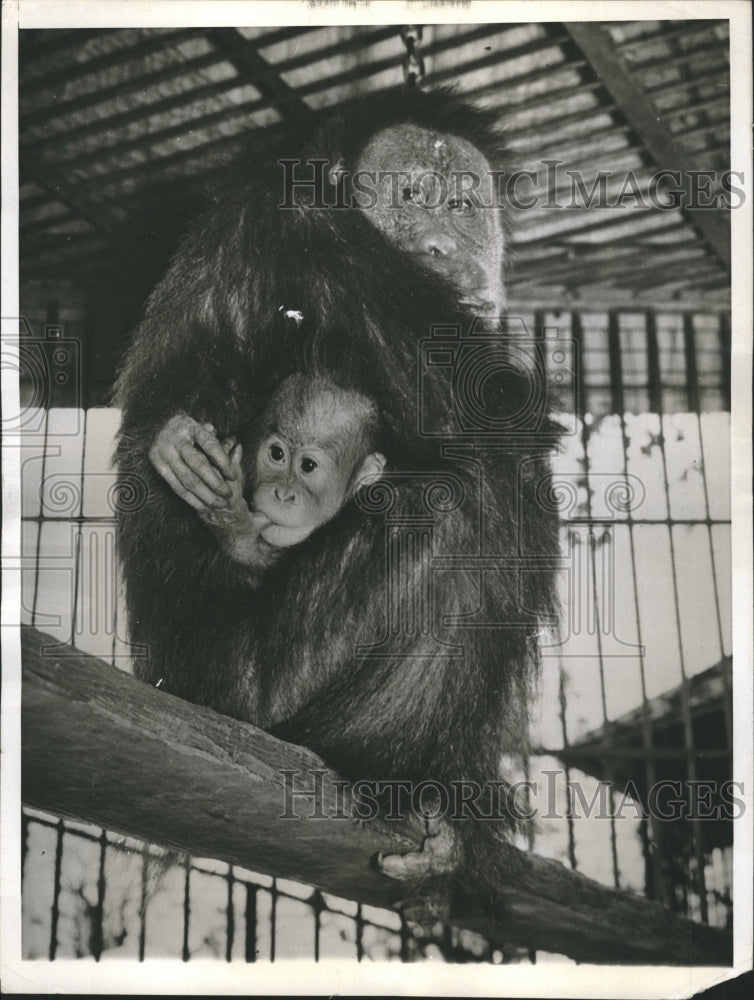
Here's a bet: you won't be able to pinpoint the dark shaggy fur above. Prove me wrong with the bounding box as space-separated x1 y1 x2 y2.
114 87 561 898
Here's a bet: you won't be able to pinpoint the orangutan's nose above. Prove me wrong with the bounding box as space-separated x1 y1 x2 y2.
420 233 457 258
273 484 297 505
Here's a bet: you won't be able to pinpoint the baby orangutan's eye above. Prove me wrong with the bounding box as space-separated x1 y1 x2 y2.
300 457 318 474
269 444 286 463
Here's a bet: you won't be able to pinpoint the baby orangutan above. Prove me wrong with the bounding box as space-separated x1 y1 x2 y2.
197 374 386 570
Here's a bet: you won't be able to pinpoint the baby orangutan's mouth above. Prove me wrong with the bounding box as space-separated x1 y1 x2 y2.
253 502 306 530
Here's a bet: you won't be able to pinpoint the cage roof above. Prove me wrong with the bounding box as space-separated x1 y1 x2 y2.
19 21 731 309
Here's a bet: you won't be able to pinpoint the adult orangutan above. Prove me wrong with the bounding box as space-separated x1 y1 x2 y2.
115 86 560 894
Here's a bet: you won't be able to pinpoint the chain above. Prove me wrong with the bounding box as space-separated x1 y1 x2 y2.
400 25 425 88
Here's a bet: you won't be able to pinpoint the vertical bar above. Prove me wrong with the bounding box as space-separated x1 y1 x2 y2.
686 314 732 748
523 755 534 851
312 889 322 962
110 599 119 666
91 829 107 960
355 903 364 962
29 409 51 627
441 922 453 960
558 667 577 871
612 312 668 905
70 406 89 646
639 820 661 899
181 859 191 962
607 311 625 415
138 844 148 961
84 293 95 411
571 310 620 889
682 314 700 414
533 309 545 343
269 878 277 963
645 311 663 414
225 866 235 962
588 529 620 888
244 885 257 962
680 850 689 913
69 533 83 646
645 312 709 923
718 312 731 412
21 811 29 877
48 819 65 960
399 912 410 962
570 311 587 416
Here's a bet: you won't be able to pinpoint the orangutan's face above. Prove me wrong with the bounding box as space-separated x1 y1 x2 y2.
355 123 504 315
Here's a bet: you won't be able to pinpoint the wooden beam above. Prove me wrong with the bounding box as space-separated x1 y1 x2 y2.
21 50 227 130
20 29 204 96
504 293 731 313
21 24 520 198
22 97 272 183
204 28 313 123
22 27 397 158
21 626 732 965
26 174 125 246
563 22 731 271
517 248 712 287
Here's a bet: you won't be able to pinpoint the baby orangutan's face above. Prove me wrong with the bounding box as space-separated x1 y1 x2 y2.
251 380 385 547
253 431 351 532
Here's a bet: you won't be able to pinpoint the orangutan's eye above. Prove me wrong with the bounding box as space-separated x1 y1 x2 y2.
448 196 474 215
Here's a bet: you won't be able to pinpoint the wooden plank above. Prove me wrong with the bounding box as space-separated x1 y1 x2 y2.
22 28 396 163
20 29 204 96
21 626 732 965
505 293 731 313
564 22 731 271
21 50 227 130
204 28 315 123
22 173 125 246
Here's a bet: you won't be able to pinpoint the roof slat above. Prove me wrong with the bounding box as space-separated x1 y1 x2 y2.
203 28 312 122
564 21 730 271
22 27 397 154
20 29 205 96
18 21 731 309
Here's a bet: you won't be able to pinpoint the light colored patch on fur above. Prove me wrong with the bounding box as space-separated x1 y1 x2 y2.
279 306 304 326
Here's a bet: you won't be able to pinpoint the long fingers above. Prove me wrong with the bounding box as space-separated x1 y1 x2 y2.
194 424 236 479
166 449 231 508
149 414 239 511
230 442 243 472
178 440 232 498
151 457 216 513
